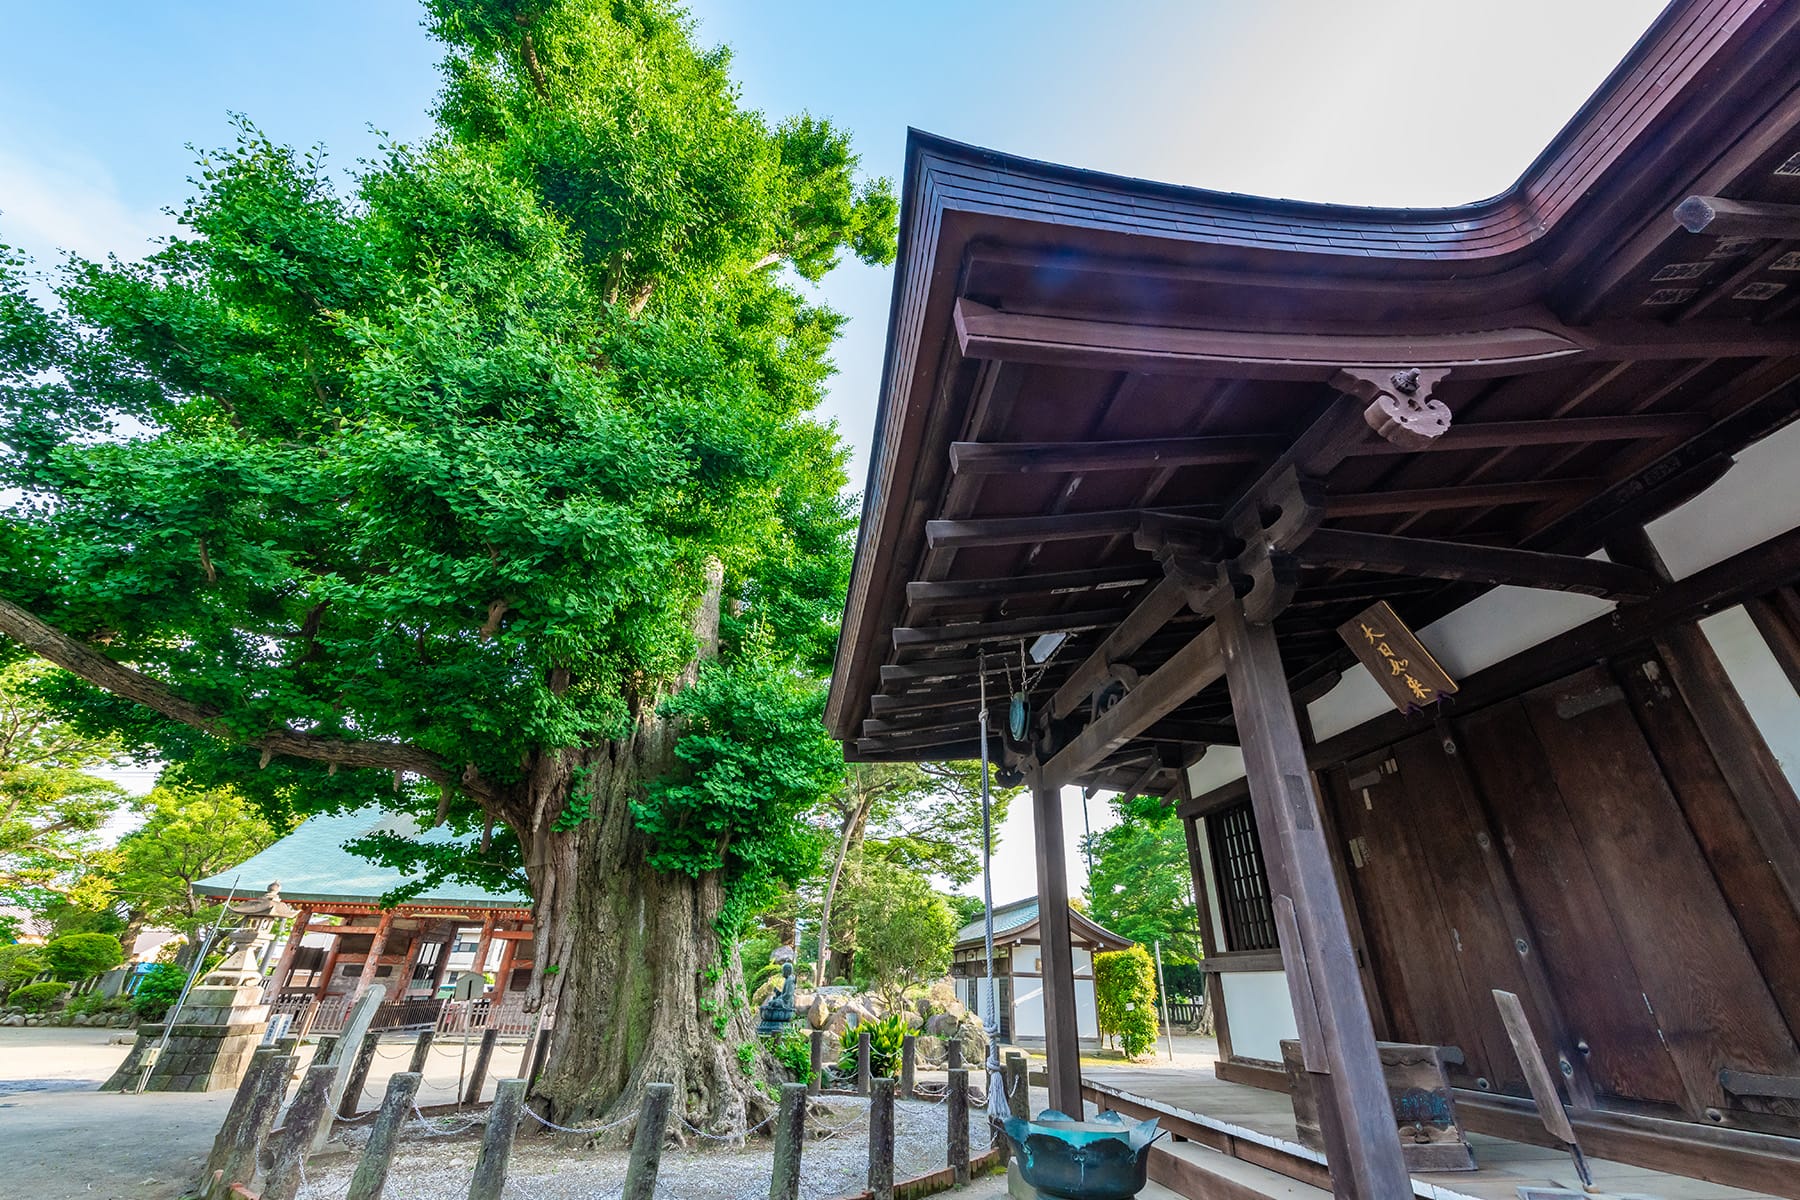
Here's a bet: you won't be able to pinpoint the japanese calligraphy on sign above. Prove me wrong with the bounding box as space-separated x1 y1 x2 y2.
1335 601 1459 713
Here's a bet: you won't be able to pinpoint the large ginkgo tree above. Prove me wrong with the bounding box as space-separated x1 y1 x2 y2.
0 0 894 1129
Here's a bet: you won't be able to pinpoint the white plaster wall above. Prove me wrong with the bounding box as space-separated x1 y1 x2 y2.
1193 820 1227 950
1071 947 1093 974
1701 606 1800 792
1219 971 1299 1062
1003 974 1101 1039
1649 418 1800 580
1308 585 1615 742
1014 945 1040 974
1185 744 1246 796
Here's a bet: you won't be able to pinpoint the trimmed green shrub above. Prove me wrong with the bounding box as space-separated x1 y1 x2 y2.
1094 945 1159 1059
8 980 70 1013
1 946 45 988
42 933 125 982
837 1012 907 1078
765 1027 814 1084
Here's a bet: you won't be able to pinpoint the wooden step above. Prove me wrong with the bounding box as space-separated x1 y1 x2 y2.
1148 1138 1334 1200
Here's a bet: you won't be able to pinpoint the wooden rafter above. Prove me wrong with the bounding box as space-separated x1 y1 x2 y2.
903 564 1152 608
1674 194 1800 239
1038 627 1226 791
1047 578 1192 721
925 508 1222 552
1336 412 1709 456
1296 528 1657 599
891 605 1126 651
1324 478 1598 519
948 435 1279 475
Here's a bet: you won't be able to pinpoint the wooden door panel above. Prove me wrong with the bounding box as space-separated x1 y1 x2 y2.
1616 650 1800 1043
1325 746 1494 1086
1457 695 1689 1107
1388 731 1542 1094
1523 667 1800 1116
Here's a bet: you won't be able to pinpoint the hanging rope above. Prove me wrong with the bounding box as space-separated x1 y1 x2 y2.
976 653 1009 1127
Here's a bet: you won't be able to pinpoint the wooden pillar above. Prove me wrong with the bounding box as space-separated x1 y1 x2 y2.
314 931 346 1000
494 932 520 998
429 927 458 994
269 907 312 994
398 926 426 997
354 910 395 999
469 913 497 986
1216 598 1409 1199
1028 780 1083 1114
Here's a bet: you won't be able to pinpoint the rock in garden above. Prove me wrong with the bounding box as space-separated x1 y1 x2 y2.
808 996 829 1029
923 1012 960 1038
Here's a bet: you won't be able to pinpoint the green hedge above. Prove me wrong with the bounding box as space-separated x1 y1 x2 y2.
1094 945 1159 1058
8 981 70 1013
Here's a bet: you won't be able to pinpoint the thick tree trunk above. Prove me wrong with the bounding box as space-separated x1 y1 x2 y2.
813 802 868 988
503 564 773 1134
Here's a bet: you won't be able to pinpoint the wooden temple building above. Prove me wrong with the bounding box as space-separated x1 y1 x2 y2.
827 2 1800 1195
193 807 534 1024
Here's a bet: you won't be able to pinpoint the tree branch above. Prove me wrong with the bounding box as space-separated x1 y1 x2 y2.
0 595 498 804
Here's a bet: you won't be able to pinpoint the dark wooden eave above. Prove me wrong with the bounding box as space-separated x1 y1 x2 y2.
828 0 1800 791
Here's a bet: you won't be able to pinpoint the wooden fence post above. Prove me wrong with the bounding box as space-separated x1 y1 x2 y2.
1004 1051 1030 1120
622 1081 674 1200
900 1035 916 1097
856 1029 872 1096
262 1063 337 1200
347 1070 422 1200
947 1038 962 1071
468 1078 526 1200
339 1030 381 1119
202 1047 275 1181
408 1028 435 1075
463 1027 499 1105
767 1081 807 1200
201 1051 293 1199
947 1066 970 1185
868 1076 895 1200
525 1024 552 1083
807 1030 824 1095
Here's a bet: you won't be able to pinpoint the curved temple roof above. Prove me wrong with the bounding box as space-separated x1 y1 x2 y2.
828 0 1800 795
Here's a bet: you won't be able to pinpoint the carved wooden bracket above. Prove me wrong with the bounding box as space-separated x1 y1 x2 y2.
1333 366 1452 450
1135 469 1324 623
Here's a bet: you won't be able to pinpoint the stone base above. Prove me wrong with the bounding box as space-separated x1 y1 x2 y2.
99 980 269 1093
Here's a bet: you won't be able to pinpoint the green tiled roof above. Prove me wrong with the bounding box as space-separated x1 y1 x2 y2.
193 806 529 910
954 897 1043 945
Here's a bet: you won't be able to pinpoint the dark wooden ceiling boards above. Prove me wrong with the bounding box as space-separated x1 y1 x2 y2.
829 0 1800 794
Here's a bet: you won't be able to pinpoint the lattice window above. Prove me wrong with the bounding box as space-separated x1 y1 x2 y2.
1207 801 1278 952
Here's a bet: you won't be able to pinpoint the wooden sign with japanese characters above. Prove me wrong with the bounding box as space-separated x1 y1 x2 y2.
1336 601 1459 712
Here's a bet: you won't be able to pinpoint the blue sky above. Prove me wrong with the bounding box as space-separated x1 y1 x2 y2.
0 0 1667 898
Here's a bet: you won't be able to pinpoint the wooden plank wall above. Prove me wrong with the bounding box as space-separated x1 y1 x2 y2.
1315 611 1800 1136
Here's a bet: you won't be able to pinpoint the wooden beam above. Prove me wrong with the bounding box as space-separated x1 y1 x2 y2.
925 508 1220 551
1039 627 1226 791
1337 412 1709 456
1324 478 1597 518
1030 780 1083 1114
855 727 983 755
904 564 1151 608
1296 528 1656 599
892 606 1125 650
954 297 1586 379
1048 579 1192 721
848 740 984 764
1141 718 1239 746
868 688 987 716
1674 194 1800 239
1215 598 1412 1198
949 435 1278 476
879 658 982 684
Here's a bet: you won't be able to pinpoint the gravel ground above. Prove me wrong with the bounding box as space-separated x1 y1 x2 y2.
299 1094 997 1200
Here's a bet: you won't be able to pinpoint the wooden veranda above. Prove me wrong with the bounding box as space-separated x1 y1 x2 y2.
827 2 1800 1195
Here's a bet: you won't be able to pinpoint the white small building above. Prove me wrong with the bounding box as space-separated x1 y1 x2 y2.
951 898 1131 1046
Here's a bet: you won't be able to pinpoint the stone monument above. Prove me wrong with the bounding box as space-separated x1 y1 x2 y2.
756 962 799 1036
102 882 295 1093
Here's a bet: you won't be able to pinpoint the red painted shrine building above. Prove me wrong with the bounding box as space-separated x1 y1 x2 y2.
195 807 535 1022
827 2 1800 1195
